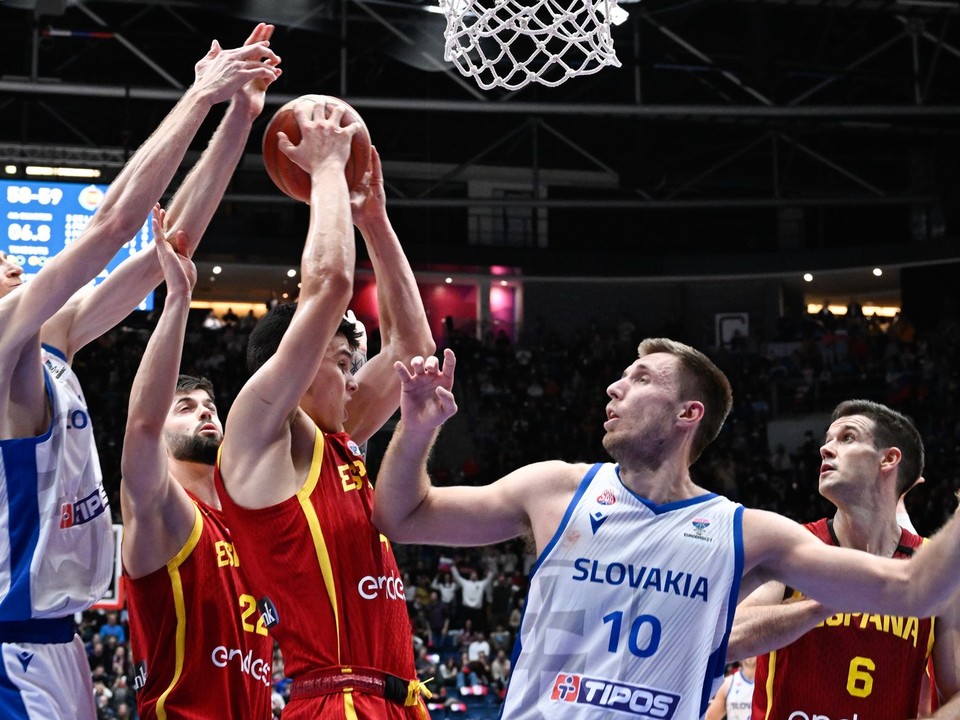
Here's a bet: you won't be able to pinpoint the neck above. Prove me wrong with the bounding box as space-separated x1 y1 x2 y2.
831 506 901 556
616 455 705 505
169 459 219 509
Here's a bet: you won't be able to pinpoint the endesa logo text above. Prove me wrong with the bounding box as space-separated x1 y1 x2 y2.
550 673 680 718
357 573 404 601
211 647 271 686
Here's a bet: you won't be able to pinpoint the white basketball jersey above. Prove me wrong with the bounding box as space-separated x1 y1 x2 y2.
724 670 754 720
0 346 114 620
502 463 743 720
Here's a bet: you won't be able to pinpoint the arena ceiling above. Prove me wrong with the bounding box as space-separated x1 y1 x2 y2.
3 0 960 279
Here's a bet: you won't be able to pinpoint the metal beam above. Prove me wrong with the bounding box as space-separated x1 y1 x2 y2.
7 79 960 118
218 193 936 209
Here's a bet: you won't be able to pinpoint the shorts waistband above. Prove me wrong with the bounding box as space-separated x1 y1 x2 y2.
0 617 76 644
290 666 432 706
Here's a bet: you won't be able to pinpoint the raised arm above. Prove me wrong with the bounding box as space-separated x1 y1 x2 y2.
372 349 581 549
220 99 360 506
120 210 199 579
726 580 832 662
42 23 282 361
345 148 435 444
744 506 960 619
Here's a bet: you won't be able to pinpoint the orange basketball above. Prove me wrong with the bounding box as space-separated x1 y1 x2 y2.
262 95 372 203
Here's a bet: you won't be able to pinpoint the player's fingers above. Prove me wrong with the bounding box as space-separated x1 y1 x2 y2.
394 360 413 382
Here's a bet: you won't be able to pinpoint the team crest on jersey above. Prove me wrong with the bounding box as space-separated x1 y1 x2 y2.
347 440 363 457
682 517 713 543
597 489 616 505
549 673 680 718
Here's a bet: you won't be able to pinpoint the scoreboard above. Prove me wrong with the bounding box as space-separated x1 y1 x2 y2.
1 179 155 310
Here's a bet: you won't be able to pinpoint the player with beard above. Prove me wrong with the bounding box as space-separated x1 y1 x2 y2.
373 339 960 720
120 213 271 720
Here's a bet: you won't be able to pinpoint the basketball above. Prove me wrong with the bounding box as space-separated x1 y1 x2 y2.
262 95 372 203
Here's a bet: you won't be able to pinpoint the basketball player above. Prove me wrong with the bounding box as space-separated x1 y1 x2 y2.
215 98 435 719
121 212 271 719
705 657 755 720
727 400 960 720
0 28 278 720
372 341 960 720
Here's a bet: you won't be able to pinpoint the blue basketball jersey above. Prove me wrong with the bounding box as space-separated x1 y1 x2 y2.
0 346 114 620
502 463 743 720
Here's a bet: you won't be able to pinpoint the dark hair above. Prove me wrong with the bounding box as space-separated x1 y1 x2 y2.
638 338 733 464
175 374 215 401
246 302 361 374
831 399 924 496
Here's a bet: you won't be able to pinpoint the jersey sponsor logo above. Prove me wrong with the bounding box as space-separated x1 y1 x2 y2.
16 651 34 672
42 355 68 380
60 487 109 528
590 511 608 535
358 572 405 601
133 661 147 693
597 489 616 506
347 440 363 457
258 596 279 629
210 646 271 686
549 672 680 718
682 516 713 543
572 558 709 602
786 712 860 720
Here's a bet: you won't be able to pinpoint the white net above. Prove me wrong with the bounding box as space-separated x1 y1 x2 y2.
440 0 622 90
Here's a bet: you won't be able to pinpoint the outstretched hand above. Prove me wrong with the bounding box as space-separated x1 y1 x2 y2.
232 22 281 119
192 28 281 106
395 348 458 433
350 146 386 230
152 205 196 295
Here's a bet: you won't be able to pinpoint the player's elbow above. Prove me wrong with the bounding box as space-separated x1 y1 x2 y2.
300 266 353 303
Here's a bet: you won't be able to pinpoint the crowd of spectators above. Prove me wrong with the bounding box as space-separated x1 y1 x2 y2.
74 299 960 718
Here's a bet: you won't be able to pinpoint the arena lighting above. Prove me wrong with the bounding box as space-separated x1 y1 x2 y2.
803 273 813 282
4 166 15 174
287 268 297 277
445 277 453 284
873 268 883 277
212 266 222 275
807 303 900 318
25 165 101 178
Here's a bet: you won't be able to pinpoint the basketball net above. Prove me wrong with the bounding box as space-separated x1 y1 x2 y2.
440 0 622 90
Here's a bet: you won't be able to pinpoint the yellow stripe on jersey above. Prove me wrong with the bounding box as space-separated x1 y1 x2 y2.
344 690 359 719
296 428 342 663
156 504 204 720
764 649 777 720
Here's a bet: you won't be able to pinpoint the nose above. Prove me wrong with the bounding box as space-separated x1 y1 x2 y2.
820 441 835 460
198 406 213 421
347 376 359 393
606 379 623 399
4 260 22 277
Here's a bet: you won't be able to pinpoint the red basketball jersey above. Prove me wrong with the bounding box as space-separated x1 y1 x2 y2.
216 429 423 720
125 499 272 720
752 518 934 720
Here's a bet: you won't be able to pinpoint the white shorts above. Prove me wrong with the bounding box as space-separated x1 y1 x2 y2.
0 634 96 720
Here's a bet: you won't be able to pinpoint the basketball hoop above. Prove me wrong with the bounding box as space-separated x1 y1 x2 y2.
440 0 622 90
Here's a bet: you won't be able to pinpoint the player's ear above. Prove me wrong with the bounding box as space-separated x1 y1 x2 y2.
880 446 902 473
678 401 704 424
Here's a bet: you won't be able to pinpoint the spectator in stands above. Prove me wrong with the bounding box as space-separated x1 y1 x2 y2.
451 564 493 631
